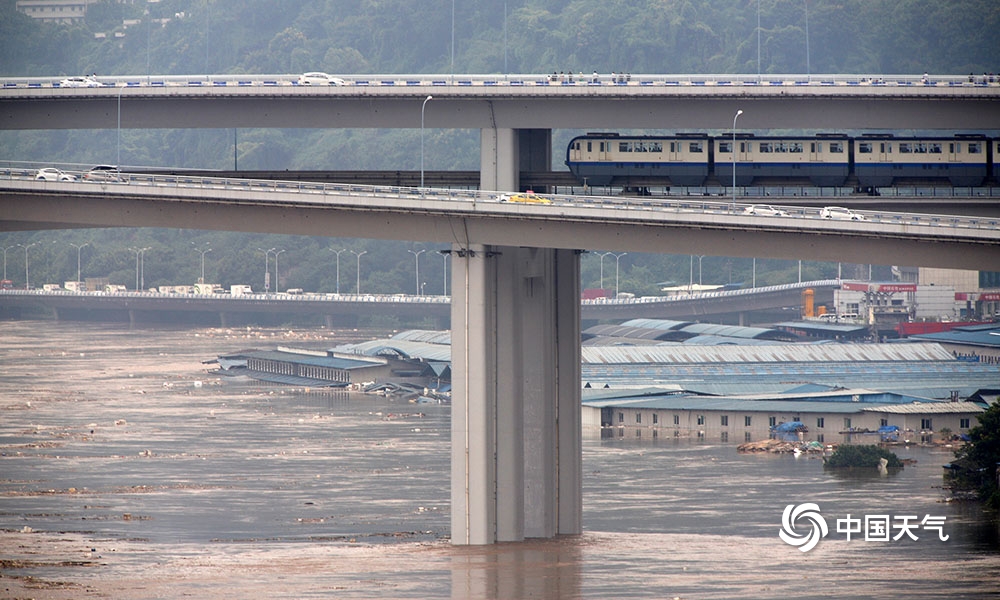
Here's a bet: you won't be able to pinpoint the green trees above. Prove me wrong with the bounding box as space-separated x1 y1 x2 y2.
824 445 904 469
947 402 1000 509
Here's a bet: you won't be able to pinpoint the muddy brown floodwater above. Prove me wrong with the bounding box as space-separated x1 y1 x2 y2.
2 320 999 599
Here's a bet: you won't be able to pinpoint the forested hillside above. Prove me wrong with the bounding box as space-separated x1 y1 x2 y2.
4 0 998 78
0 0 995 303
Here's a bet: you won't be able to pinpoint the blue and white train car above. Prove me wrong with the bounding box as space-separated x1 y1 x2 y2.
565 133 710 186
994 139 1000 184
853 135 988 187
714 134 850 187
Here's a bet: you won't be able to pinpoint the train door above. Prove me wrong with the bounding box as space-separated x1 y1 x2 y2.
668 141 680 162
947 141 960 163
809 141 821 162
598 140 608 161
878 141 891 162
737 140 749 163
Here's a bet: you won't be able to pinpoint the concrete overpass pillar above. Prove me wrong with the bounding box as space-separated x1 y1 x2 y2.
478 127 552 193
450 244 582 545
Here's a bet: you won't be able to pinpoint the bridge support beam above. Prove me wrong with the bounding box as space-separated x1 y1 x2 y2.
479 127 551 193
450 243 582 545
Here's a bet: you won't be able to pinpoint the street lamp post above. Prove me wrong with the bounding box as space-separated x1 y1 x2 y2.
67 242 90 285
597 251 613 290
273 249 285 293
732 109 743 211
256 247 275 292
2 245 17 280
18 242 38 290
408 248 426 295
804 0 810 81
129 246 150 291
439 250 450 296
612 252 627 298
194 246 211 283
328 248 346 294
421 95 433 187
140 247 150 290
351 250 367 294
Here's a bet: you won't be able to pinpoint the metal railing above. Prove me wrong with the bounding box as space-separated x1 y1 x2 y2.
3 73 999 90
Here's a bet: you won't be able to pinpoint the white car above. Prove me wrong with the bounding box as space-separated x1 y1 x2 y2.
820 206 866 221
298 72 346 86
743 204 788 217
35 167 76 181
59 76 102 88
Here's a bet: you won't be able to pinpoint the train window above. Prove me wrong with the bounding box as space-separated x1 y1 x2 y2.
650 142 662 152
586 141 592 152
968 142 981 153
929 143 942 153
689 142 703 153
619 142 630 152
811 142 821 153
760 142 772 153
830 142 844 153
790 142 803 153
858 142 873 153
719 141 732 153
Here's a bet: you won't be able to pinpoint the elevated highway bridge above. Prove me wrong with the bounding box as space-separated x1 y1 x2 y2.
0 280 837 328
3 72 998 545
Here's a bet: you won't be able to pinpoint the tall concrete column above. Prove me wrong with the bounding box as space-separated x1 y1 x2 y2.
450 244 582 545
479 127 552 193
451 127 580 545
480 128 519 193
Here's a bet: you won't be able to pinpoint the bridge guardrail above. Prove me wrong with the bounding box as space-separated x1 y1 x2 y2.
3 73 999 90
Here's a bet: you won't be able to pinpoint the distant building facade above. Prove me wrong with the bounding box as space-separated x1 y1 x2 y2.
584 392 984 444
16 0 133 23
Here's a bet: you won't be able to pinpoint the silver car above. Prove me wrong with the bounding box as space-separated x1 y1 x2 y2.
820 206 866 221
83 165 122 182
743 204 788 217
297 72 346 86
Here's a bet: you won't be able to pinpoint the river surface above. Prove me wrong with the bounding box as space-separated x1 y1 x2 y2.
1 320 998 599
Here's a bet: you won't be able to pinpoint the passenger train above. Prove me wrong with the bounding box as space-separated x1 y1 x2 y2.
565 133 998 190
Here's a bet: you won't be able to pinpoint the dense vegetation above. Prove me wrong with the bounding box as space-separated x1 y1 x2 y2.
824 445 904 469
0 0 994 293
947 403 1000 509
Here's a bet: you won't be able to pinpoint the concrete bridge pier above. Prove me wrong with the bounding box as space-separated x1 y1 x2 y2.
449 243 582 545
449 127 581 545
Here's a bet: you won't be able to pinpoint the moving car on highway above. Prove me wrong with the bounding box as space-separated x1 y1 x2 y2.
59 76 102 88
820 206 866 221
743 204 788 217
498 191 552 204
35 168 76 181
298 72 346 86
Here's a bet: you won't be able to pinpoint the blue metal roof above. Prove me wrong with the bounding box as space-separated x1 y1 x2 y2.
909 324 1000 349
